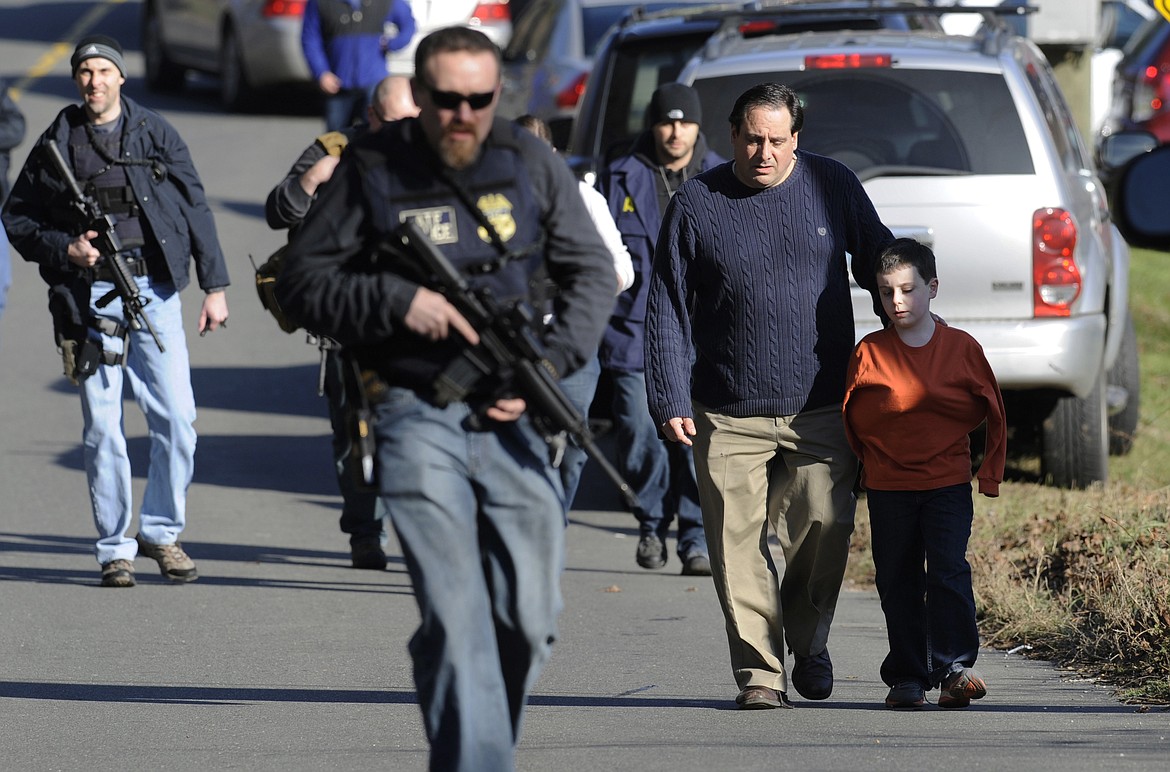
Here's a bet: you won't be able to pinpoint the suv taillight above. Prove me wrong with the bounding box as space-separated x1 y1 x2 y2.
472 0 511 25
556 71 589 109
1033 207 1081 317
262 0 305 17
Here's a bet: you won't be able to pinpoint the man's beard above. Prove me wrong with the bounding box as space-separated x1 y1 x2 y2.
438 122 481 170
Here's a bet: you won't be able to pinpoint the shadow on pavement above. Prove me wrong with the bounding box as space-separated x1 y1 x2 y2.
50 432 336 495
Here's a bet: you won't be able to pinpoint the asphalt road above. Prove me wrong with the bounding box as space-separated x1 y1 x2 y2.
0 3 1167 770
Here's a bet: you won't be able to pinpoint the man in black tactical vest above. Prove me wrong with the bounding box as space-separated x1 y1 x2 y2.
2 35 230 589
276 27 615 772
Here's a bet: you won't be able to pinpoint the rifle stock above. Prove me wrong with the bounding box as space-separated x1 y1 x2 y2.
392 220 641 513
44 141 165 352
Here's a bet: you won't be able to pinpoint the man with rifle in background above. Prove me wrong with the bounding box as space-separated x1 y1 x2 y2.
276 26 614 772
2 35 230 589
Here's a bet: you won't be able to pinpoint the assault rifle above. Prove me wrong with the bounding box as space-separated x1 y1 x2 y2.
44 141 165 352
392 219 640 513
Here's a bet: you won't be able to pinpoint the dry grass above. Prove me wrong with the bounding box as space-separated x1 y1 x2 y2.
971 483 1170 704
845 468 1170 705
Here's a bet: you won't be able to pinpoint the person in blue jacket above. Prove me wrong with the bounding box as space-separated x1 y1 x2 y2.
2 36 230 588
598 83 723 576
301 0 416 131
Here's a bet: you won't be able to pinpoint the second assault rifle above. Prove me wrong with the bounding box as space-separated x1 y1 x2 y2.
392 219 641 513
44 141 165 352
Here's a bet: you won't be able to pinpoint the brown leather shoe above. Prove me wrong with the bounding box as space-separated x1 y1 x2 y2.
735 685 793 710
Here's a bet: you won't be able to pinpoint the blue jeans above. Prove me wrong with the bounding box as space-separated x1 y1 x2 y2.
82 278 197 565
867 484 980 688
373 387 564 772
610 369 706 557
556 355 600 510
322 346 386 545
323 87 371 131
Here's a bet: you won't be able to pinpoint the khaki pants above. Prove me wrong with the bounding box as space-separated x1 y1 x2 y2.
691 402 857 693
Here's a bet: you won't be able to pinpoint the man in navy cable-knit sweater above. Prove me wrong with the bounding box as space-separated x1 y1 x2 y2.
645 82 893 710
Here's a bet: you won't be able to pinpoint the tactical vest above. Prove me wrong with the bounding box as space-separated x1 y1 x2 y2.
69 119 145 250
353 120 548 397
317 0 392 37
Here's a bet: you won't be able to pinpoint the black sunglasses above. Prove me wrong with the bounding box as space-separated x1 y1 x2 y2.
427 87 495 111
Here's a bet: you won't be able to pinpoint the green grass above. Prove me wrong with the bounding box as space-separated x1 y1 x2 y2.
1115 247 1170 488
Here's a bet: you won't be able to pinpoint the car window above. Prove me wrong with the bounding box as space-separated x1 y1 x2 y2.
1119 14 1169 62
582 3 703 58
692 69 1034 177
589 31 712 162
505 0 563 61
1022 56 1091 173
1099 0 1153 50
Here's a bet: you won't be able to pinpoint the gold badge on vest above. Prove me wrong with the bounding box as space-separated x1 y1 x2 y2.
476 193 516 243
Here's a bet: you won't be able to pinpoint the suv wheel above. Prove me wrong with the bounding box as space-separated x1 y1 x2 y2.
1041 370 1108 489
220 25 254 112
1107 313 1140 456
142 2 185 93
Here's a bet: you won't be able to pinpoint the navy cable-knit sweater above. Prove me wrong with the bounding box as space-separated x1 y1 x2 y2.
645 152 893 425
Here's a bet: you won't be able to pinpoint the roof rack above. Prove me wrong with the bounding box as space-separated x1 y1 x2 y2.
617 1 1037 35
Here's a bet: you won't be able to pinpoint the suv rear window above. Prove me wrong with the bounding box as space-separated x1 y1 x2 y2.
692 69 1034 177
593 32 712 161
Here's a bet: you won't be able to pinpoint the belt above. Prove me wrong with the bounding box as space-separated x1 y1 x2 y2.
93 253 153 283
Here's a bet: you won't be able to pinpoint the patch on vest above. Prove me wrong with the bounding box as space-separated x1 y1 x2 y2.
400 206 458 244
475 193 516 243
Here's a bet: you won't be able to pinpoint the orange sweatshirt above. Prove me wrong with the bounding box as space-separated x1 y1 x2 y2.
843 324 1007 497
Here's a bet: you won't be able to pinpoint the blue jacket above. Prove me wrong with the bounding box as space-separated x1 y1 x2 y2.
302 0 415 90
598 132 722 372
2 96 230 294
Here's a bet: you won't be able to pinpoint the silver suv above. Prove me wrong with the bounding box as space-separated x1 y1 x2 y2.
676 7 1138 488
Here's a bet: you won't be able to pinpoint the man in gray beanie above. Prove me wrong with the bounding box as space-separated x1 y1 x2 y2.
596 81 723 577
3 34 230 588
70 34 127 78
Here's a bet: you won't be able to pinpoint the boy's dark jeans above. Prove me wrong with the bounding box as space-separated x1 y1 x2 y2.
867 483 980 688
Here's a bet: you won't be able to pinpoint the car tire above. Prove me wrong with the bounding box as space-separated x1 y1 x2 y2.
142 2 185 93
219 25 254 112
1041 369 1108 489
1107 313 1140 456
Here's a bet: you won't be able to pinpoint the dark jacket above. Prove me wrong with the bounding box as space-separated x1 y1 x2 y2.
265 126 363 231
598 131 722 372
1 96 230 294
275 116 615 395
646 154 893 425
0 78 26 203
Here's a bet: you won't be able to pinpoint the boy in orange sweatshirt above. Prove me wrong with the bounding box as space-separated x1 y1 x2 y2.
843 238 1006 710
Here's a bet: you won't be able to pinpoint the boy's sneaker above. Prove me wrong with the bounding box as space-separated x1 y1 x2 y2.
135 534 198 583
100 559 136 588
938 668 987 709
885 681 926 709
